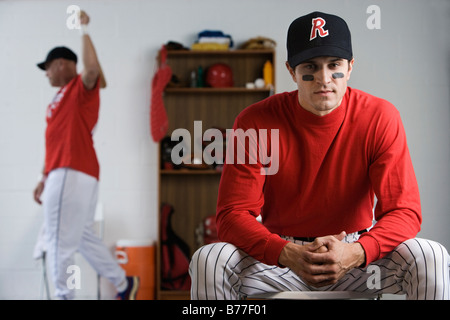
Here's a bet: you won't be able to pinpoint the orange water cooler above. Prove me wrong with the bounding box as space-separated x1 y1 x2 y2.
116 239 156 300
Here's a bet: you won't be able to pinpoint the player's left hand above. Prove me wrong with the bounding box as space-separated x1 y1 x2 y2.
300 233 365 287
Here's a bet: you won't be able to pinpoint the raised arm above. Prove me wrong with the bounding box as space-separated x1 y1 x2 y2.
80 11 106 90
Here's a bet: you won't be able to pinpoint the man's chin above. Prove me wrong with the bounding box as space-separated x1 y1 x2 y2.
313 102 339 114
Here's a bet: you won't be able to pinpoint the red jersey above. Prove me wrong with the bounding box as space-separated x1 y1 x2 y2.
216 88 421 267
45 75 100 180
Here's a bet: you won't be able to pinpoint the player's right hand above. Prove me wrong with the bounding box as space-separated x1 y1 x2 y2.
33 181 45 205
79 10 90 25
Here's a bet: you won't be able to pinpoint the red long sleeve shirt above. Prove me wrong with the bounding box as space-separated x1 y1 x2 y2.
216 87 421 267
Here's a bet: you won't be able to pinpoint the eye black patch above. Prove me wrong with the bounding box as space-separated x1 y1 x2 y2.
302 75 314 81
332 72 344 79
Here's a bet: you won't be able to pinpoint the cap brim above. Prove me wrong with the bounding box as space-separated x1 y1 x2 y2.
37 61 47 70
288 45 353 68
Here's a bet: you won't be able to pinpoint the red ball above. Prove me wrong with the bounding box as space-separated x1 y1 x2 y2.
206 63 233 88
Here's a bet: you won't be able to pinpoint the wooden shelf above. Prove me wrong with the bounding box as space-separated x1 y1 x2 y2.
157 47 275 300
165 87 272 94
167 49 274 56
158 290 190 300
160 169 222 175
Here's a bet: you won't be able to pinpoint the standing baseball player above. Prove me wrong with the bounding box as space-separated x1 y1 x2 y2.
190 11 449 300
33 10 138 300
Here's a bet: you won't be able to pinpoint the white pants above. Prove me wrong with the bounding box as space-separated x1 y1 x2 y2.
42 168 126 299
190 236 450 300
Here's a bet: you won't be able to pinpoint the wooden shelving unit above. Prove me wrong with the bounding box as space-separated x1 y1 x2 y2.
157 48 275 300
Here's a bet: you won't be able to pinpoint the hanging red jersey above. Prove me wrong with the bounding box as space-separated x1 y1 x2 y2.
45 75 100 180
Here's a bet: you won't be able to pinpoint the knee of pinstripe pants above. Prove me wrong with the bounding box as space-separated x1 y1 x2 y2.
190 242 276 300
190 242 240 300
189 241 305 300
376 238 449 300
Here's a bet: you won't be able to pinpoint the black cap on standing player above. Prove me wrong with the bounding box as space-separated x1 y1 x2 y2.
287 11 353 68
37 46 78 70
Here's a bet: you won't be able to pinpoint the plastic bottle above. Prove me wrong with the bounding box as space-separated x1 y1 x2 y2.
190 70 196 88
197 66 204 87
263 60 273 88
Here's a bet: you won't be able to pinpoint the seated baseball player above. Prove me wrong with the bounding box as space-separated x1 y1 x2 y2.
189 11 449 300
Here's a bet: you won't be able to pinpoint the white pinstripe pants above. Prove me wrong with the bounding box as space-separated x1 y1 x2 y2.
190 236 449 300
43 168 126 299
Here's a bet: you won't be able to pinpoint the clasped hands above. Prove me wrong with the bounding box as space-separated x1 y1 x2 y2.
278 231 366 288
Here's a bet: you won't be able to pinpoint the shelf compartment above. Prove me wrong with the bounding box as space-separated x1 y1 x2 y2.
165 87 272 94
160 169 222 175
166 50 275 90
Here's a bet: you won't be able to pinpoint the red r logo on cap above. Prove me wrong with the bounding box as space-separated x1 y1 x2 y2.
310 17 329 40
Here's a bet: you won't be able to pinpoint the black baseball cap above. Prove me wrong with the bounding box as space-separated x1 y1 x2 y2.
287 11 353 68
37 46 77 70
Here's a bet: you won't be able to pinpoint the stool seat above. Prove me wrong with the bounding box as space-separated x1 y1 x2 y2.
247 291 382 300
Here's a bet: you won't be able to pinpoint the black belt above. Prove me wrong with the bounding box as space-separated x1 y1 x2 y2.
293 229 367 242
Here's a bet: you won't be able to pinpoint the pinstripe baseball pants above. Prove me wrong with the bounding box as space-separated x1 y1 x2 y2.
190 235 449 300
43 168 126 299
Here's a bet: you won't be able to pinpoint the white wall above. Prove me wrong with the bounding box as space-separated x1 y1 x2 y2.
0 0 448 299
